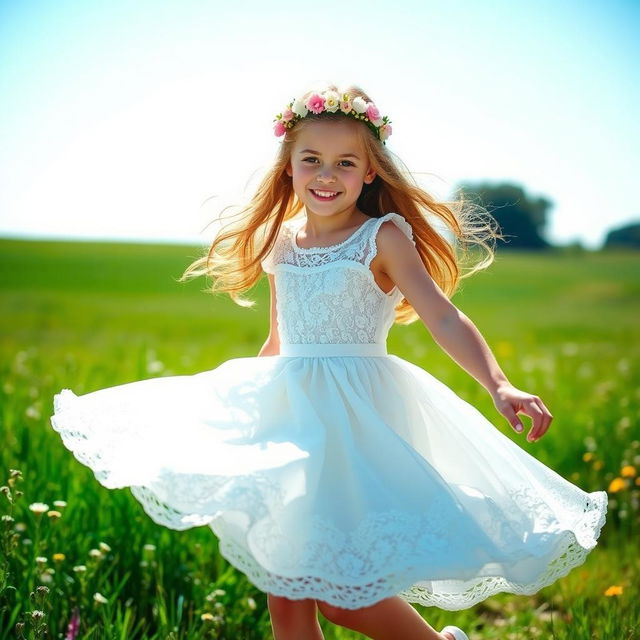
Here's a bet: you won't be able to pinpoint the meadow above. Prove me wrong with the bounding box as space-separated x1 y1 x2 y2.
0 237 638 639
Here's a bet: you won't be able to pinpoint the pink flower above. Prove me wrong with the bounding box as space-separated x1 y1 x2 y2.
366 103 383 126
306 93 326 114
340 100 352 114
274 120 287 137
281 107 294 122
65 606 80 640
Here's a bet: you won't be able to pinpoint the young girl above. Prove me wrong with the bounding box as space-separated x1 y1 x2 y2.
50 83 608 640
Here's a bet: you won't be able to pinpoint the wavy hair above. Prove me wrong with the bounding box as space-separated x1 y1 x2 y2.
179 83 503 324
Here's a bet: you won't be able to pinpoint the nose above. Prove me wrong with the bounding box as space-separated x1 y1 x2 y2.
317 168 336 183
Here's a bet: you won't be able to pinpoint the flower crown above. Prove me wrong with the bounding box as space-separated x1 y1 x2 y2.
273 91 392 145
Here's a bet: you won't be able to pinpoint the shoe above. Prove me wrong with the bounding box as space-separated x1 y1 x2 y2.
440 625 470 640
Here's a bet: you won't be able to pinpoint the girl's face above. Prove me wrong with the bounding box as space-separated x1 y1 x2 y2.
286 120 377 219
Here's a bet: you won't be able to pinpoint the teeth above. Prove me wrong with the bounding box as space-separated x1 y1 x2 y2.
313 190 338 197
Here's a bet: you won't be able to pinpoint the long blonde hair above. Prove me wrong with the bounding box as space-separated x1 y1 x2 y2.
180 83 503 325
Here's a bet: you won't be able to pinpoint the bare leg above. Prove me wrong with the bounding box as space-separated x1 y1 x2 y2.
267 593 325 640
316 596 451 640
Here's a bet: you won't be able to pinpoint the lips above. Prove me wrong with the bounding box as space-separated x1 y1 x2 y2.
310 188 341 200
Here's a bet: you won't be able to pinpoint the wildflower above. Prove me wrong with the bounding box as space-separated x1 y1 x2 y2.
14 522 27 532
247 597 257 610
88 548 103 559
22 538 32 545
1 514 14 523
35 556 47 565
39 572 53 584
636 477 640 486
65 606 80 640
593 460 604 471
47 510 62 520
53 500 67 508
93 592 108 604
31 610 45 620
608 478 627 493
621 465 636 478
28 502 49 515
72 565 87 573
98 541 111 552
582 452 594 462
143 543 156 552
213 589 226 597
604 585 623 596
53 553 65 562
201 613 215 622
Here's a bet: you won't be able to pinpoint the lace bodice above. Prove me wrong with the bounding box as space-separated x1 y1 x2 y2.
261 212 416 345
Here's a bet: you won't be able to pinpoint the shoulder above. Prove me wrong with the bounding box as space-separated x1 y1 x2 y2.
373 214 418 266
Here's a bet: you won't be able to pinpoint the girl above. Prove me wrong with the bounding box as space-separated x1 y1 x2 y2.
50 83 608 640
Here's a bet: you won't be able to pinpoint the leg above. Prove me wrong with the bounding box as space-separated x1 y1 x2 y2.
267 593 325 640
316 595 448 640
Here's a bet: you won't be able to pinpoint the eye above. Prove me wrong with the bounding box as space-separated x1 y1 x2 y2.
302 157 355 167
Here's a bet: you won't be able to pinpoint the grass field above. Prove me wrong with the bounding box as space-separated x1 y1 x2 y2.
1 238 638 639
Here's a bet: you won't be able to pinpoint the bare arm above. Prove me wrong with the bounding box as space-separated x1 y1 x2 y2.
375 221 553 442
258 272 280 357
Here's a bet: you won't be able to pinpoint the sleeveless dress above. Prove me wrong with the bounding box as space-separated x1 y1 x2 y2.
49 212 608 611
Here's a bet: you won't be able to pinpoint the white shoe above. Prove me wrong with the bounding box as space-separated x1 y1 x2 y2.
440 625 470 640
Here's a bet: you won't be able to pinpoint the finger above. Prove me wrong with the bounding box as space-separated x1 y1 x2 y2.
530 398 553 440
502 405 525 433
524 400 545 442
526 398 553 441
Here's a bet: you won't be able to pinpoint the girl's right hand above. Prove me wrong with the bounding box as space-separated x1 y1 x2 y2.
490 384 553 442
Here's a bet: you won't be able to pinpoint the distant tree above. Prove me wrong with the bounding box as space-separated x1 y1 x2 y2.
453 181 553 249
603 220 640 249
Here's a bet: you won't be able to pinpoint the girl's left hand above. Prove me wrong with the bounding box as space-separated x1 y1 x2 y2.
490 384 553 443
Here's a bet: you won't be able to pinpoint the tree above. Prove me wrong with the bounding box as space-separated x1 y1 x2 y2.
453 181 553 249
603 220 640 249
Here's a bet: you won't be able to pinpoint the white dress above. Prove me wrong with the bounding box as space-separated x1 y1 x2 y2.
50 212 608 611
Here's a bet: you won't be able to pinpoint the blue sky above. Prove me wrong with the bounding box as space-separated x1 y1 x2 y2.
1 0 638 248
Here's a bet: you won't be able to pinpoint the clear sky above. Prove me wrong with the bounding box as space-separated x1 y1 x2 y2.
1 0 638 249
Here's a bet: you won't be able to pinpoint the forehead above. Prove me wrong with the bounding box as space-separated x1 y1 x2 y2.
293 120 364 155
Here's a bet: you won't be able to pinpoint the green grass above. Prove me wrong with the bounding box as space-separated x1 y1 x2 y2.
1 238 638 639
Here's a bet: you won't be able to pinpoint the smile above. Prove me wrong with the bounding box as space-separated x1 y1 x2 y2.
310 189 340 201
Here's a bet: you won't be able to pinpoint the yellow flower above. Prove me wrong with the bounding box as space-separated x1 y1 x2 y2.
201 613 215 622
593 460 604 470
621 465 636 478
52 553 65 562
582 452 594 462
47 510 61 520
604 585 623 597
608 477 627 493
635 477 640 486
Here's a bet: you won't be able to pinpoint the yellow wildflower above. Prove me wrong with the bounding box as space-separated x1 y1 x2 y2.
201 613 215 622
593 460 604 470
582 452 594 462
621 465 636 478
52 553 65 562
604 585 623 596
47 510 61 520
608 477 627 493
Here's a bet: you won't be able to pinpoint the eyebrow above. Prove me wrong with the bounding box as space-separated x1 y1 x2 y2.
298 148 361 160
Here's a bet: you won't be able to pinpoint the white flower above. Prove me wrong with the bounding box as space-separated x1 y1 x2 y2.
35 556 47 564
28 502 49 514
291 97 308 117
143 543 156 552
98 542 111 552
247 597 257 610
88 548 102 558
322 91 340 113
93 592 108 604
72 565 87 572
352 97 367 113
53 500 67 508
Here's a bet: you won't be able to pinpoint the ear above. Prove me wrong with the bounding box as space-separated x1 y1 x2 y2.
285 161 292 178
364 166 376 184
